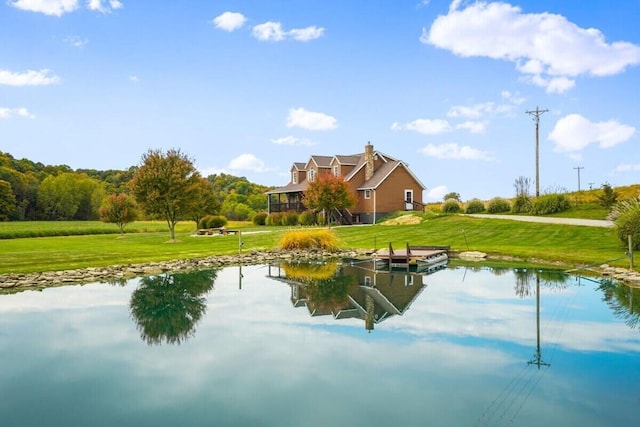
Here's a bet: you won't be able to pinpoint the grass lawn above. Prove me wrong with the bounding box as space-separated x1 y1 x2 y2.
0 216 631 274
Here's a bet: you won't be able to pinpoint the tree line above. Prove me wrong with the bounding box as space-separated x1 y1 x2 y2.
0 150 271 223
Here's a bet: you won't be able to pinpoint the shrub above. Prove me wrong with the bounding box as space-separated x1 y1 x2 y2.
465 199 485 214
612 197 640 250
441 198 462 214
298 210 317 226
487 197 510 213
530 193 570 215
511 196 531 214
279 229 338 251
284 211 299 226
198 215 215 229
266 212 284 226
253 212 268 226
206 215 227 228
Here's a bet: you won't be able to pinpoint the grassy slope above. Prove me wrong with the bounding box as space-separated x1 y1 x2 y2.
0 215 629 274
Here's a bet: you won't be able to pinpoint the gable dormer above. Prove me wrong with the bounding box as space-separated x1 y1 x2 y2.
291 162 306 185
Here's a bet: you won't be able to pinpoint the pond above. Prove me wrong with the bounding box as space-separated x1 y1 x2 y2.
0 260 638 427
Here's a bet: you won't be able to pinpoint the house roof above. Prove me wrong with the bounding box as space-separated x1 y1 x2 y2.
268 146 423 195
358 160 426 191
307 155 333 169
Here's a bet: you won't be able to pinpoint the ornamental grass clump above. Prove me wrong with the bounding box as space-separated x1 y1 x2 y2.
279 229 338 251
610 197 640 250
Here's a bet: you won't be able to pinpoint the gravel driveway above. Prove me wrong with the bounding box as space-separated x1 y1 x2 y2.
468 214 614 228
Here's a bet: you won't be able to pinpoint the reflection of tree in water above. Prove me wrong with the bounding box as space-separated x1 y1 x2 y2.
513 269 571 298
129 269 218 345
598 279 640 331
281 261 354 313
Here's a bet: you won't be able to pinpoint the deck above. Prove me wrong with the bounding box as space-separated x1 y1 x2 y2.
375 243 450 268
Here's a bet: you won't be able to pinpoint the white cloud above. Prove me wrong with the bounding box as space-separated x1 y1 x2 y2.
271 136 315 146
64 35 88 48
252 22 286 41
456 121 487 134
419 143 493 161
9 0 121 15
288 26 325 41
228 154 273 172
286 108 337 131
422 1 640 93
0 107 35 120
128 75 139 82
612 163 640 174
252 22 325 42
427 185 449 200
0 69 60 86
9 0 79 16
391 118 451 135
87 0 122 13
212 11 247 32
548 114 636 152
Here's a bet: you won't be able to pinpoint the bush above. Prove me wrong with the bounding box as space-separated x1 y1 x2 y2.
198 215 214 229
612 197 640 250
616 210 640 250
284 211 299 226
279 229 338 251
511 196 531 214
487 197 510 213
298 210 317 226
441 198 462 214
266 212 284 226
253 212 268 226
465 199 485 214
206 215 227 228
530 193 570 215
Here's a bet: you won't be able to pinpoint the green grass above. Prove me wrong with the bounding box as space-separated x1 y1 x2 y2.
0 216 632 274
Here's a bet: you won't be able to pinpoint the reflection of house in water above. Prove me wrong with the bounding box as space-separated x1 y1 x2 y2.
267 260 439 332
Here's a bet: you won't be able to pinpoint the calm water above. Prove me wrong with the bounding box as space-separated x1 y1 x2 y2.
0 261 638 427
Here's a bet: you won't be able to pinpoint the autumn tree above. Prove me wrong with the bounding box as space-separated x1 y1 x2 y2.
303 173 356 225
99 193 138 234
131 148 201 241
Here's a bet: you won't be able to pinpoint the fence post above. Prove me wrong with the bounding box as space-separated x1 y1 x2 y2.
629 235 634 270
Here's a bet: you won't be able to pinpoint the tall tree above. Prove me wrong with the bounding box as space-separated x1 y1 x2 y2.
186 177 220 228
303 173 355 224
131 148 201 241
0 180 16 221
99 193 138 234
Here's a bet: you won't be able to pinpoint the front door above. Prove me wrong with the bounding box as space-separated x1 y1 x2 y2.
405 189 413 210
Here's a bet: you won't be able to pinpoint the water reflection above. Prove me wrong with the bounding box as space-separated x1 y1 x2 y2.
267 259 440 332
598 279 640 331
129 269 218 345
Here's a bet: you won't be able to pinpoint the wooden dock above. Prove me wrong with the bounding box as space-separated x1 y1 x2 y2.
375 242 450 269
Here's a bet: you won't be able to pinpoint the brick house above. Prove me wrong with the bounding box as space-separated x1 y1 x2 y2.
266 143 426 224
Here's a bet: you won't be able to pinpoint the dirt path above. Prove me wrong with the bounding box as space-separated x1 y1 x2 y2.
468 214 614 228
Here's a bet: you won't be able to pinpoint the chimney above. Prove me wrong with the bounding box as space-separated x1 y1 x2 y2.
365 142 374 181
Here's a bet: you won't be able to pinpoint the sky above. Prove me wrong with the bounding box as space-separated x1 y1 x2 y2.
1 0 639 201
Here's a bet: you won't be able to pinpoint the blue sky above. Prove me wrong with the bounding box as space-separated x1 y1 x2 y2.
1 0 638 201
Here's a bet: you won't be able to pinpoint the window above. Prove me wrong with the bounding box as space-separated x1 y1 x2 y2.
405 275 414 286
333 165 339 176
309 169 315 182
364 276 371 286
292 172 297 184
364 189 371 199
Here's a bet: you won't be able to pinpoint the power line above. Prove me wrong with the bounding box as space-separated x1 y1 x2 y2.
526 106 549 197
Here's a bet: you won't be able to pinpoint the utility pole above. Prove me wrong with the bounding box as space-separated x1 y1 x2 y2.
573 166 584 192
526 106 549 197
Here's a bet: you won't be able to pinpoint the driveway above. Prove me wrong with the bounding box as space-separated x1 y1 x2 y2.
468 214 614 228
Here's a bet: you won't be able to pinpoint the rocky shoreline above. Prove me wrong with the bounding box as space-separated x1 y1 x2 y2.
1 249 638 292
0 249 369 291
